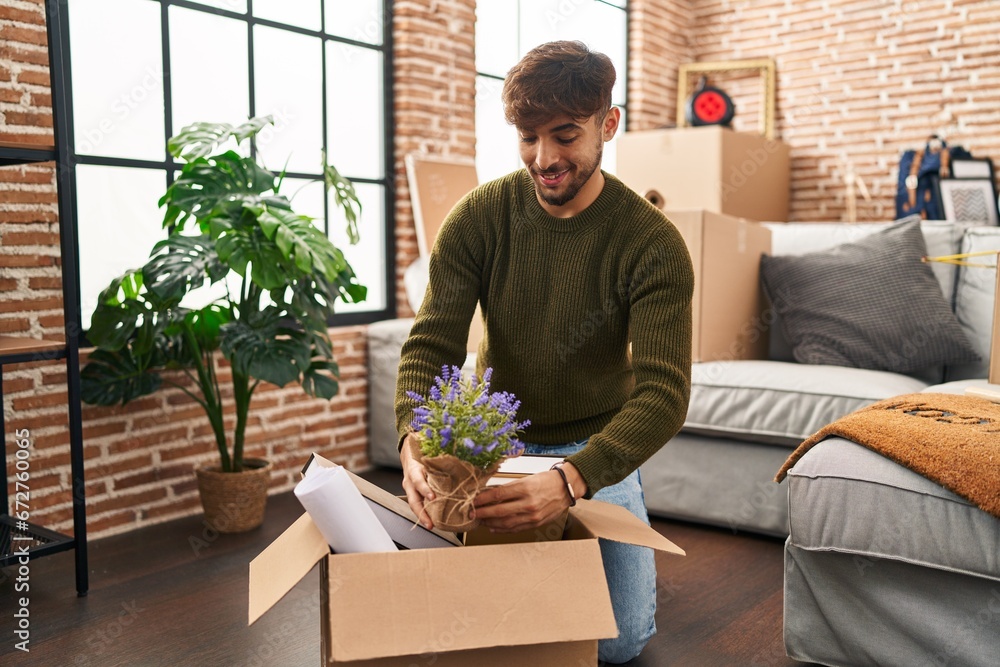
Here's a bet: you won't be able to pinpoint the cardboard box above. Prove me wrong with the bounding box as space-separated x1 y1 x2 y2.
249 456 684 666
667 210 772 362
616 126 791 222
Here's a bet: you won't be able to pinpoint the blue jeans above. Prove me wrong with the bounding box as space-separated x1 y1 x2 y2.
524 441 657 664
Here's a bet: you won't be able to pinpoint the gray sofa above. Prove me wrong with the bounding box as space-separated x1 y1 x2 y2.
367 221 1000 538
641 220 999 537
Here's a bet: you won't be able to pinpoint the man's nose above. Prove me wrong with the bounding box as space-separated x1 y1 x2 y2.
535 139 559 171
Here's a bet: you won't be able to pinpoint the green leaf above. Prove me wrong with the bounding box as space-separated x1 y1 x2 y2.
214 226 288 289
330 257 368 304
80 348 162 406
185 304 230 350
302 358 340 399
168 116 274 161
144 234 227 303
219 316 307 388
160 152 275 232
322 154 362 245
88 271 149 351
255 206 334 281
118 271 144 301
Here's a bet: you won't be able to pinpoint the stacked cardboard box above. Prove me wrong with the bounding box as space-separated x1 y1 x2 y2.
617 126 790 223
667 210 773 362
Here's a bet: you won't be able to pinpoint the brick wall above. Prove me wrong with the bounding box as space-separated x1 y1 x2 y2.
5 0 1000 539
0 0 50 145
627 0 693 131
392 0 477 319
685 0 1000 222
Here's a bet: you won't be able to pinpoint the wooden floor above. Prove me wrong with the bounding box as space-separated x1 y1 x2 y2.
0 467 815 667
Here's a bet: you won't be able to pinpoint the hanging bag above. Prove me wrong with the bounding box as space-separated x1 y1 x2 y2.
895 135 972 219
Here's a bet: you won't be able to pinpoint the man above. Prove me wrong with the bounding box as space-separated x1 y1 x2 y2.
395 40 693 664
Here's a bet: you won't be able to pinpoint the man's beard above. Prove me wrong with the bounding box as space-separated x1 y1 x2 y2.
533 139 603 208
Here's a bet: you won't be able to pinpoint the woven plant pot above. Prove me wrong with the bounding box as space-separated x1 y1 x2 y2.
195 458 271 533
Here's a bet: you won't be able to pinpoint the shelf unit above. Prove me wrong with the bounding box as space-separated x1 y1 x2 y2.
0 2 88 596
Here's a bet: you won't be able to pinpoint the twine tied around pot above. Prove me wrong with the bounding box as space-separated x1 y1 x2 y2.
419 451 499 532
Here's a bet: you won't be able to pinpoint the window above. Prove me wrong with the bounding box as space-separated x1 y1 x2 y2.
474 0 628 184
63 0 393 329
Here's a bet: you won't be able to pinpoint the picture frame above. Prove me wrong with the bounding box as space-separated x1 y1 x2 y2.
951 157 995 180
676 58 777 139
939 178 1000 225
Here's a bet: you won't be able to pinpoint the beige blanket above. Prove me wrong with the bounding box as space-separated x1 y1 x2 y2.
775 393 1000 519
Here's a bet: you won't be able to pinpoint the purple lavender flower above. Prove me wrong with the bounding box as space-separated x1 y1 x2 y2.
461 437 483 456
408 366 529 470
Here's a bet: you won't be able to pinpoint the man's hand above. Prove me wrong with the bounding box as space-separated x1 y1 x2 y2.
472 462 586 533
400 434 435 529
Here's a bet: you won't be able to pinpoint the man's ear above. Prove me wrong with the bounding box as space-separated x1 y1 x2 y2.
602 107 621 142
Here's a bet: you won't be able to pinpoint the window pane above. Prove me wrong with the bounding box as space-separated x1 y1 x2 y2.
68 0 164 160
518 1 627 105
325 0 384 45
328 182 385 313
77 165 166 329
326 43 384 180
254 0 321 31
475 0 518 77
253 26 323 174
279 176 326 227
475 76 519 184
185 0 247 13
169 7 249 135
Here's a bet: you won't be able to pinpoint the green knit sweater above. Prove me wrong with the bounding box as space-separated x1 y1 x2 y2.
395 170 694 497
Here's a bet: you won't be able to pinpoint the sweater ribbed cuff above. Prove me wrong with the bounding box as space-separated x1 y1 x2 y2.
565 440 637 499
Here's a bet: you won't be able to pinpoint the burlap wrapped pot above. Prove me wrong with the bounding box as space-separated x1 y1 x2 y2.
419 452 499 532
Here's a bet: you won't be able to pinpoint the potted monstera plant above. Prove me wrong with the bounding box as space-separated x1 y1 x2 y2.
81 116 366 532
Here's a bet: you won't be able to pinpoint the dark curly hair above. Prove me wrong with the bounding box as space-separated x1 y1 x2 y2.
501 40 616 129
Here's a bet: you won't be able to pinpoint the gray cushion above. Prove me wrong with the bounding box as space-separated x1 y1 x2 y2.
946 226 1000 381
760 219 979 374
763 221 964 364
786 437 1000 581
764 219 963 299
684 360 928 446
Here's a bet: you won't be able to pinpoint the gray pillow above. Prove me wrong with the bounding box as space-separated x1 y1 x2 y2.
759 219 980 375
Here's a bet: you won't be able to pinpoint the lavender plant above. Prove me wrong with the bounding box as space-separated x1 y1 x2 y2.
407 366 529 470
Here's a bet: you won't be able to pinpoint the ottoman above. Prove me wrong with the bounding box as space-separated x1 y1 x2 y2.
783 437 1000 666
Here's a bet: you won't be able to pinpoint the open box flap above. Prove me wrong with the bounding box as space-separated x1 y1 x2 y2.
324 540 618 662
306 453 462 548
570 499 686 556
248 512 328 624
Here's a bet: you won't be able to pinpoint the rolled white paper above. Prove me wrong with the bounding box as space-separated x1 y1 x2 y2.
293 465 398 554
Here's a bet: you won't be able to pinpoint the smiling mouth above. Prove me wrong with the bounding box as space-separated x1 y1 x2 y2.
534 169 569 187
